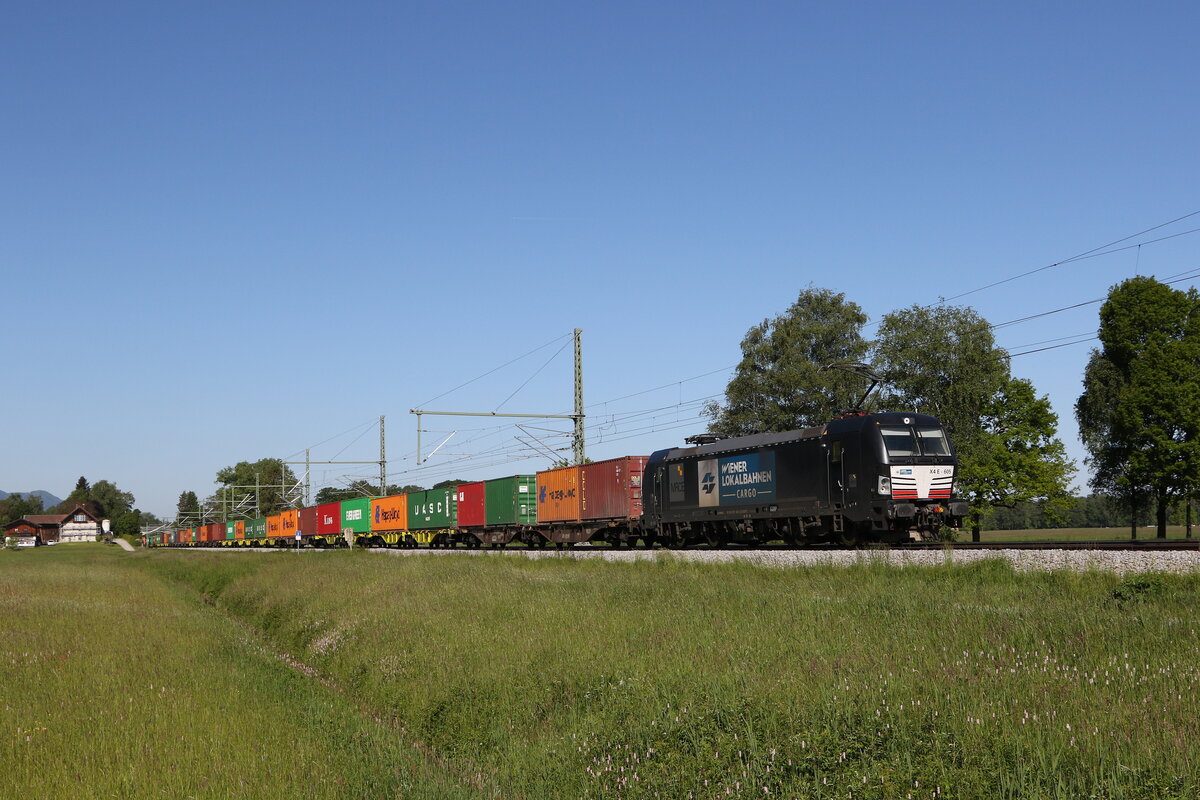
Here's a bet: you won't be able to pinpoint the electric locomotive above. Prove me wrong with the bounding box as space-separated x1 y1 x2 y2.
641 412 967 546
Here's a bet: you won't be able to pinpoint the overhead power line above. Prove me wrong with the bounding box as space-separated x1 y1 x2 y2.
940 210 1200 304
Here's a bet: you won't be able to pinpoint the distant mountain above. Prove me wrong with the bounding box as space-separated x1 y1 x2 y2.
0 490 64 509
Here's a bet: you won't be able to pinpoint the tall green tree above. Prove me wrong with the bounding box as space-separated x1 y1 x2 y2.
313 481 424 504
214 458 300 517
89 480 135 519
706 287 870 435
68 476 90 502
958 377 1076 537
875 304 1074 538
0 493 45 525
111 509 142 537
177 490 201 519
1075 276 1200 537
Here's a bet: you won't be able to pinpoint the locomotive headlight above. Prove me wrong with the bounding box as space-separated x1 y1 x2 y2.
877 476 891 496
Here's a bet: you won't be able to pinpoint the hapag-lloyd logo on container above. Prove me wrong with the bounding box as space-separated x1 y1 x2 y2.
374 506 404 524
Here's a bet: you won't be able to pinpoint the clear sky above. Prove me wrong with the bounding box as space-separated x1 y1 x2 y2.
4 1 1198 518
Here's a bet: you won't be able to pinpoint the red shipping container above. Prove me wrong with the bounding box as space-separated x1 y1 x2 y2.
456 482 486 528
299 506 318 538
317 502 341 535
581 456 649 521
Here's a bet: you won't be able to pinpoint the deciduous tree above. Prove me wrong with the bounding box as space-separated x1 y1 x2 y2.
214 459 300 516
705 287 870 435
1075 276 1200 537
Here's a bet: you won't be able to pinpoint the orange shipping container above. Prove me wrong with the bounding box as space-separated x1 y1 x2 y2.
280 509 299 538
536 465 582 523
235 520 245 539
266 514 283 538
371 495 408 531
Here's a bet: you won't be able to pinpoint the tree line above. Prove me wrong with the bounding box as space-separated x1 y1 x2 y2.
173 456 465 523
706 277 1199 537
0 476 161 536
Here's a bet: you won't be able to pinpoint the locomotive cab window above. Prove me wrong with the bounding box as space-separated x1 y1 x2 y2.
916 427 950 456
881 425 951 458
880 427 919 457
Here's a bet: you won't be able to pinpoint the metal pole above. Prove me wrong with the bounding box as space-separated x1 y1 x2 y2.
305 449 311 507
379 414 386 495
416 412 422 465
574 327 585 464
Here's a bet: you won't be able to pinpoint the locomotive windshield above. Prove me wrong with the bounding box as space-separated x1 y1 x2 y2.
880 426 951 458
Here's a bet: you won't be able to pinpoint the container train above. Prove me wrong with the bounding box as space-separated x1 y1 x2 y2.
145 411 967 549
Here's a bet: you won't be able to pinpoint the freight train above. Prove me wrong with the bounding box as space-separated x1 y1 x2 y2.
145 411 967 549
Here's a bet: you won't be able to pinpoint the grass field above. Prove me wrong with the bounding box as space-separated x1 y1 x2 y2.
980 526 1197 542
4 544 1199 799
0 545 474 799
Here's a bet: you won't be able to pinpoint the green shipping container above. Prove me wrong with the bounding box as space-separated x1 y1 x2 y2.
225 522 236 540
341 497 371 534
406 487 458 530
485 475 537 526
248 518 266 539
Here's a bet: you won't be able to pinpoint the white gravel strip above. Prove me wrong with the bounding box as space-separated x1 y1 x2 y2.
368 546 1200 574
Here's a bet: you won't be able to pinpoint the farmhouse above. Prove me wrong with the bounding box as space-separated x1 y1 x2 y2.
4 505 103 545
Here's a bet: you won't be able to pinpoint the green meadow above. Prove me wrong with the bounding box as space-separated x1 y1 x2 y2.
3 545 1199 799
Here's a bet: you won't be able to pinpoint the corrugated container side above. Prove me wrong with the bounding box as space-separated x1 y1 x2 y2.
406 487 458 529
316 503 340 535
225 522 236 540
235 521 245 539
299 506 318 537
581 456 649 520
456 482 486 528
484 475 537 526
371 495 407 531
266 515 282 538
536 466 582 522
341 498 371 533
280 509 299 538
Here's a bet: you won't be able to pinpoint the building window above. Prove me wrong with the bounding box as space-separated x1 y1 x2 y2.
74 514 86 522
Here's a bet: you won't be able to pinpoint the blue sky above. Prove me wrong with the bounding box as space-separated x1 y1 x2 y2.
4 1 1198 518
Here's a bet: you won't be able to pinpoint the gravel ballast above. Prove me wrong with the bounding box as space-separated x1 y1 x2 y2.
370 546 1200 574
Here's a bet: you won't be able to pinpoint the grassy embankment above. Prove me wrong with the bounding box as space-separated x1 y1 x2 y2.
0 544 474 799
6 544 1200 798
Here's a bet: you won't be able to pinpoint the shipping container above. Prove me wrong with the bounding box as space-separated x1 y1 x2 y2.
317 502 341 535
536 466 582 522
341 497 371 534
246 518 266 539
484 475 537 526
406 487 457 529
280 509 299 539
266 514 282 538
581 456 649 520
299 506 318 538
455 482 486 528
225 522 236 540
370 494 408 531
234 520 245 539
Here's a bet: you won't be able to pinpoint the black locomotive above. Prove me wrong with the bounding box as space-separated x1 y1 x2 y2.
642 412 968 546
